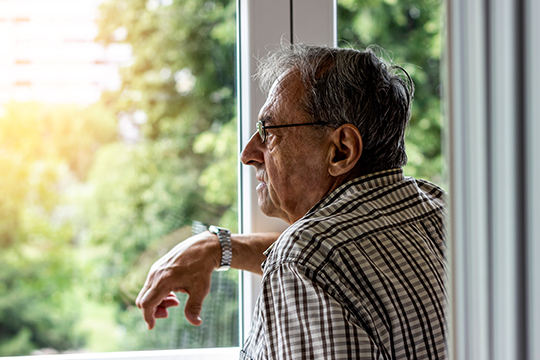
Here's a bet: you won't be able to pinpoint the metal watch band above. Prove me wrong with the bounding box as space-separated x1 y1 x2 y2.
208 225 232 271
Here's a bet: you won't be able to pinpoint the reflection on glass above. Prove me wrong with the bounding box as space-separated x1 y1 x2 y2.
338 0 443 184
0 0 237 355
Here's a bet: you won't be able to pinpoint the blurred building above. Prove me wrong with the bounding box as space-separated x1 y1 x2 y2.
0 0 130 105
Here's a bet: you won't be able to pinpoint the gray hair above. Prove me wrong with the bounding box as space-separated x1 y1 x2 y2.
256 44 414 176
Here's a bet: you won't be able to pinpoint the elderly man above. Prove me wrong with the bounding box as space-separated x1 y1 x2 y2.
136 44 447 359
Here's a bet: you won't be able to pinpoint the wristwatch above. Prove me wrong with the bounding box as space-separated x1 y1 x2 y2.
208 225 232 271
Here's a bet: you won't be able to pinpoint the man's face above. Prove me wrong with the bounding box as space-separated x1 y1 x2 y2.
240 71 333 224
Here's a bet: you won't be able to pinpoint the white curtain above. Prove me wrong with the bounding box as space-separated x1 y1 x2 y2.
446 0 540 358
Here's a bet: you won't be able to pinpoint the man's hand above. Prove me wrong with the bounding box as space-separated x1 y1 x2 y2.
135 231 221 329
136 231 279 330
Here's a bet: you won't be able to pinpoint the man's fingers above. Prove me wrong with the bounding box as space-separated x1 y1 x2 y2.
139 286 171 330
136 274 156 309
184 290 206 326
155 306 170 319
136 284 149 309
160 297 180 309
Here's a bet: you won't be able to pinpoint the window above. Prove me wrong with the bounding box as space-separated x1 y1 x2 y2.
0 0 239 356
1 0 339 356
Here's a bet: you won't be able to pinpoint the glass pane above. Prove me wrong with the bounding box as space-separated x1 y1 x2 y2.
0 0 238 355
337 0 443 184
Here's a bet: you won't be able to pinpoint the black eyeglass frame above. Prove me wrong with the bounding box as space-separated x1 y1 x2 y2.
256 120 327 143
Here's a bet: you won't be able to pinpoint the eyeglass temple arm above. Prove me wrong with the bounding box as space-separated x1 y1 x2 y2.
263 122 326 129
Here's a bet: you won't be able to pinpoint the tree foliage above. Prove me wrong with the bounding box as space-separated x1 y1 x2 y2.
0 102 116 355
85 0 240 350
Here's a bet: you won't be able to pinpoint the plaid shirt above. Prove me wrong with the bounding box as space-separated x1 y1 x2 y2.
241 169 447 359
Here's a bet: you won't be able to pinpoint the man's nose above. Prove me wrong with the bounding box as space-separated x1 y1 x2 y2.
240 131 264 166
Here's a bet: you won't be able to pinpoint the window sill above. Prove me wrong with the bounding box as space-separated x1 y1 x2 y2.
1 347 240 360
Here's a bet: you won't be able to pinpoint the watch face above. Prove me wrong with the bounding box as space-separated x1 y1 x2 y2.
209 225 230 235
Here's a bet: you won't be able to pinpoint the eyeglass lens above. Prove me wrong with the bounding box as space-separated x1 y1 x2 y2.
256 121 266 142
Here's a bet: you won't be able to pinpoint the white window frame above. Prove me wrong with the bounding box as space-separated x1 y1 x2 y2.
0 348 240 360
237 0 336 345
1 1 336 359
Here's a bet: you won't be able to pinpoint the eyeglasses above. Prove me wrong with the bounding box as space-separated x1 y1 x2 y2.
256 120 327 143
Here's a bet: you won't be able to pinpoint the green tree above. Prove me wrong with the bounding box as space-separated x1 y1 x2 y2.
89 0 239 349
92 0 237 269
0 102 117 355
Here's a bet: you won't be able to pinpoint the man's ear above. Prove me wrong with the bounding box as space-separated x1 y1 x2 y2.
327 124 363 177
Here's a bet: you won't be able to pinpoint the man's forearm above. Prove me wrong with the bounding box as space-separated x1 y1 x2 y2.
230 232 281 275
